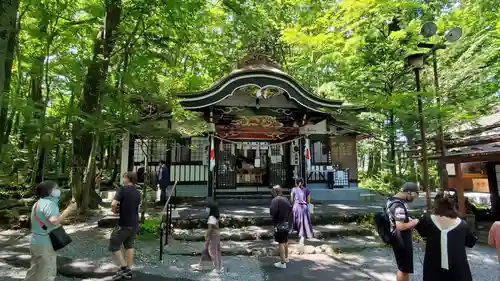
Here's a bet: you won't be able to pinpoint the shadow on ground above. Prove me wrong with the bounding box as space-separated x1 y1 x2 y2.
0 224 191 281
258 254 396 281
0 248 196 281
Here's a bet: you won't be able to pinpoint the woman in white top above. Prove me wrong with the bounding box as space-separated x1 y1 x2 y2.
415 191 477 281
193 204 223 273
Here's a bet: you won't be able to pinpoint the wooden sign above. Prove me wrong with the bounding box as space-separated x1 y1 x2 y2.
472 178 489 193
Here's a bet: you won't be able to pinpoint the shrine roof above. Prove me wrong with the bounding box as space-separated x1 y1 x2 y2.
429 141 500 160
176 54 361 113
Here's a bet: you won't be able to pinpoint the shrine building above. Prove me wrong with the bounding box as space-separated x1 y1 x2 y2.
119 54 371 202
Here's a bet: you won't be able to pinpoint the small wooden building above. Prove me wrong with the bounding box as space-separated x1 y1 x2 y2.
431 110 500 217
119 55 368 201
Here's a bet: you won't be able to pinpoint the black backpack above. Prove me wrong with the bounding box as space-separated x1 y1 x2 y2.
374 200 407 245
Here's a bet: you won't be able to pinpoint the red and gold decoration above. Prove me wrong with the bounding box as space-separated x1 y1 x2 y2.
216 115 299 140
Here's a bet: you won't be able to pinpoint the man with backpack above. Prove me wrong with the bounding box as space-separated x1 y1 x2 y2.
376 182 420 281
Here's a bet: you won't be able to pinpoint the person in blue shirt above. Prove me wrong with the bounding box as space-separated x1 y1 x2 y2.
25 181 76 281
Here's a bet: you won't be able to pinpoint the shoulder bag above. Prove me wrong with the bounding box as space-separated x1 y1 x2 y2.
33 201 72 251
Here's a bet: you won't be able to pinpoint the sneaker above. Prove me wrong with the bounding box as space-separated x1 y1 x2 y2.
299 237 305 245
211 267 224 274
191 264 203 271
273 262 286 269
112 268 132 280
285 258 290 263
271 241 279 245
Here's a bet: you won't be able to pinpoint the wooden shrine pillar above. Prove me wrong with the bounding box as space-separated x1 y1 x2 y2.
120 132 130 184
487 162 500 221
454 162 466 216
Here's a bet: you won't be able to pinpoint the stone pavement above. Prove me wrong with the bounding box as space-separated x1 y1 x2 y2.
1 245 498 281
100 193 428 219
2 194 495 281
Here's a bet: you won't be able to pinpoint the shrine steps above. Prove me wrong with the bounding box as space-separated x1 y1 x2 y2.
172 223 373 242
214 189 290 206
162 207 384 257
163 236 384 256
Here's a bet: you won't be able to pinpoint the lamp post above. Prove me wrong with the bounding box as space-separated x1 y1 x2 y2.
418 22 463 191
405 53 432 211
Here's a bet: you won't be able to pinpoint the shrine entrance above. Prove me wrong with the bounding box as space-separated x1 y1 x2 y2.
214 138 294 190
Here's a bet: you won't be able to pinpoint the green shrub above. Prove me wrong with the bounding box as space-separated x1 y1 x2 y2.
359 171 407 195
138 217 161 241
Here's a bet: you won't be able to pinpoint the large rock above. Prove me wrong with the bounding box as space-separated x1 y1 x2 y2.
98 216 119 228
0 207 30 229
0 198 34 210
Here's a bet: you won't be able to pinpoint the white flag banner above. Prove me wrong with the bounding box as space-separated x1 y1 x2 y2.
209 137 215 172
304 138 311 171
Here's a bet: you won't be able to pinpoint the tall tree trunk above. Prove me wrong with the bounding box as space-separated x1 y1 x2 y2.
81 133 100 212
20 54 45 154
359 152 365 173
373 148 381 175
31 33 54 184
388 110 397 184
72 0 122 209
3 109 16 143
110 141 120 183
367 149 374 176
59 89 76 176
0 0 20 152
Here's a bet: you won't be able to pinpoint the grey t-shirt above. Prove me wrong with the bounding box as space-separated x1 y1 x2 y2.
386 197 412 246
270 196 292 224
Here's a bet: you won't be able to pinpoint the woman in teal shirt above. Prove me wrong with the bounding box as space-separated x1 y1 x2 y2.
25 181 75 281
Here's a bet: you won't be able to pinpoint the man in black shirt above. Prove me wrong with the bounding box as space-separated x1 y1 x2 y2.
270 185 292 269
109 172 142 280
387 182 420 281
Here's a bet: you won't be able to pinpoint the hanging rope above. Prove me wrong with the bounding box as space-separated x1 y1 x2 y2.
213 135 304 145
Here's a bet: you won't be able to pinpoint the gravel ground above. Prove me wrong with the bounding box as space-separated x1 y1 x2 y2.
2 219 499 281
335 243 499 281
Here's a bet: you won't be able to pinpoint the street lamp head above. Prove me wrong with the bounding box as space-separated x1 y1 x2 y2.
444 27 462 42
405 53 426 69
421 21 437 38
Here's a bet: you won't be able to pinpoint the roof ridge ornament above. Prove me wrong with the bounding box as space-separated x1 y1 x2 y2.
236 53 283 70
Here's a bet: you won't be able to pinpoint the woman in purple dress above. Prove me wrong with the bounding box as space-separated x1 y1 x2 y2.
291 178 313 244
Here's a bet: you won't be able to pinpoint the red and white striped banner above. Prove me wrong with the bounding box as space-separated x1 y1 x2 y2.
209 136 215 171
304 138 311 171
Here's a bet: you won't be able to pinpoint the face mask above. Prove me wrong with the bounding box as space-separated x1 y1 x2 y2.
51 188 61 198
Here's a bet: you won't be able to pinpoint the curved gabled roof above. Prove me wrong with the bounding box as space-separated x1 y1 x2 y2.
177 55 348 113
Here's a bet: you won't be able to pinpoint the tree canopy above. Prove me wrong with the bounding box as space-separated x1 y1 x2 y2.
0 0 498 205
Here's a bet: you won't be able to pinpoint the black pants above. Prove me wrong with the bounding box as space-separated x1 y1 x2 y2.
159 183 168 204
392 243 414 273
274 230 289 244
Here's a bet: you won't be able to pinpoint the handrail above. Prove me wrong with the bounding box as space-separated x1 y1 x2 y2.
159 180 178 261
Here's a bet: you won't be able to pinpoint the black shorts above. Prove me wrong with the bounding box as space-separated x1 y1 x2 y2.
392 243 414 273
109 226 138 252
274 230 288 244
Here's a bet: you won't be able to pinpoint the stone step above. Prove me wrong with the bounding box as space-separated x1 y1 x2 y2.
476 229 489 244
98 210 378 229
172 224 373 242
164 235 384 256
213 198 273 206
